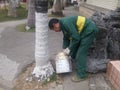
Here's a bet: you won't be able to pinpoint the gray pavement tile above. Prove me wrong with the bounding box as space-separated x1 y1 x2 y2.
63 75 89 90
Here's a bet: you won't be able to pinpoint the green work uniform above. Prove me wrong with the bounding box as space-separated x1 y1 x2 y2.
59 16 98 78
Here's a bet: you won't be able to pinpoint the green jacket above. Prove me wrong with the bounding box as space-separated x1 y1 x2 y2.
59 16 96 51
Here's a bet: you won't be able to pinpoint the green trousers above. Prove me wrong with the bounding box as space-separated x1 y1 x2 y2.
70 22 98 78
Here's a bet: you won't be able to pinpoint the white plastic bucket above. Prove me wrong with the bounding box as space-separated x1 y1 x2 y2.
55 52 72 74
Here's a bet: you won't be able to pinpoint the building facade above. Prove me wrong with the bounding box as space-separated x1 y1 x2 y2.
81 0 120 10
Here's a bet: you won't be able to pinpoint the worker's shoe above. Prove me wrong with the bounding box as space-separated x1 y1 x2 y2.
71 75 87 82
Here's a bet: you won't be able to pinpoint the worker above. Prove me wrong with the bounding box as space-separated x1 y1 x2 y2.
48 16 98 82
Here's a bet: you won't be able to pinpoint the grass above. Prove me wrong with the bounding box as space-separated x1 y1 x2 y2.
43 73 57 85
16 23 35 32
0 4 27 22
48 13 64 18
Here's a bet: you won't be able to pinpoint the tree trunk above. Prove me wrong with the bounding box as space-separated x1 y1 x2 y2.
32 0 54 81
8 0 17 17
51 0 63 16
15 0 21 7
26 0 28 10
61 0 67 9
61 0 64 9
26 0 35 29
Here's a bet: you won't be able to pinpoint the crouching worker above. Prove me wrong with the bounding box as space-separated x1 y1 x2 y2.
48 16 98 82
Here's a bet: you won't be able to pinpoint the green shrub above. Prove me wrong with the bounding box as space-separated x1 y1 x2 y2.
0 4 27 22
16 23 35 32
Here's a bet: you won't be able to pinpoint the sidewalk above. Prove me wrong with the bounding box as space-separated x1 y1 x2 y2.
15 6 114 90
46 7 113 90
0 19 35 90
47 6 89 90
0 6 114 90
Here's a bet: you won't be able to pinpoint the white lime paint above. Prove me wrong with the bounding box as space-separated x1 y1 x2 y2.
32 12 54 81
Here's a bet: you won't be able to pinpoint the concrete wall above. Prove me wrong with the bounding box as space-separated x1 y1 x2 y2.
86 0 118 10
118 0 120 7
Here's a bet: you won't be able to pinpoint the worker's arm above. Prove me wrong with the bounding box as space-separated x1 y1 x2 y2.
64 23 80 51
63 35 70 49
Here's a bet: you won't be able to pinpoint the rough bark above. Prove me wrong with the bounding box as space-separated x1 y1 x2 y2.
26 0 28 10
106 8 120 59
61 0 67 9
8 0 17 17
26 0 35 29
87 8 120 73
51 0 63 16
15 0 21 7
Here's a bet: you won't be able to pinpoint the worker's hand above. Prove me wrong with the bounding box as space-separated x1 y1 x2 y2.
63 48 70 56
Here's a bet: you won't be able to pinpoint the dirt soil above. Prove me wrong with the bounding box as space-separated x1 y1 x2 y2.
13 63 62 90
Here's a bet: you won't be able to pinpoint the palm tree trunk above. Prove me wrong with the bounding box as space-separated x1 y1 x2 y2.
61 0 67 9
63 0 67 8
32 0 54 81
26 0 35 29
26 0 29 10
8 0 17 17
51 0 63 16
61 0 64 9
15 0 21 7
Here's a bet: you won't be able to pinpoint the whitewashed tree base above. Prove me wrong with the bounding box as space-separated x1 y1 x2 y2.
32 12 54 81
32 62 54 81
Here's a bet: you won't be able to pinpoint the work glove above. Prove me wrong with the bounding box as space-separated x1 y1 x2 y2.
63 48 70 56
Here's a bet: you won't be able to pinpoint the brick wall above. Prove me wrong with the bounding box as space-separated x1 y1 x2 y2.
117 0 120 8
107 61 120 90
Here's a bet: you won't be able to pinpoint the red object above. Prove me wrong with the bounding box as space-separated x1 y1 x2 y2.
23 0 26 2
107 61 120 90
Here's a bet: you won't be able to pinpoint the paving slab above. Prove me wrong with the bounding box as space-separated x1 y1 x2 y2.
62 73 89 90
0 19 35 89
0 6 114 90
